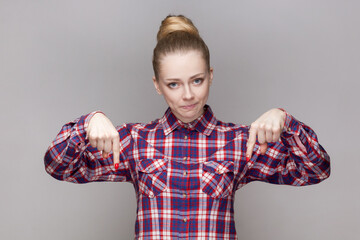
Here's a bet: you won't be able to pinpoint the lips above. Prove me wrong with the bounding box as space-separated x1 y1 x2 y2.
181 103 197 110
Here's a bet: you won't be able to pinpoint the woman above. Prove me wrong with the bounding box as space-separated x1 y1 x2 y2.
44 15 330 239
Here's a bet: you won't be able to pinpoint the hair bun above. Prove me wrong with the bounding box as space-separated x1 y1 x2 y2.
157 15 200 42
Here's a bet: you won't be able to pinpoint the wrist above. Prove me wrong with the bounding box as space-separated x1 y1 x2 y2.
85 111 104 133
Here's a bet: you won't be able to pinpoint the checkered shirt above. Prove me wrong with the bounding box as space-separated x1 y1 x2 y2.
44 106 330 239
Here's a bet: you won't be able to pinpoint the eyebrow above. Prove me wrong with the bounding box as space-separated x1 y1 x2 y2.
165 73 205 81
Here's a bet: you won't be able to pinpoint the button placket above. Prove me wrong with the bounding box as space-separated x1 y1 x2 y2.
180 129 190 229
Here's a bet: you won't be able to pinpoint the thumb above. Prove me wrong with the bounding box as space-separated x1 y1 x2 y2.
260 142 268 155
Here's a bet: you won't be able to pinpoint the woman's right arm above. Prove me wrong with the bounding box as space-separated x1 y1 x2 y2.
44 112 133 183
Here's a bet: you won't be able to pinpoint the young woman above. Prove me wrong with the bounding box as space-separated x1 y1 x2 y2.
44 15 330 239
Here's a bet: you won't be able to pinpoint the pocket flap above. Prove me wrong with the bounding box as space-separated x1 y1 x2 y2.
203 160 234 174
136 159 167 173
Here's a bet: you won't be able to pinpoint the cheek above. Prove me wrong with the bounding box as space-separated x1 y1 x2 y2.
198 86 210 99
162 90 179 104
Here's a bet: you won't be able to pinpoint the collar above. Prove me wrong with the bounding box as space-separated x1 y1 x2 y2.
160 105 217 136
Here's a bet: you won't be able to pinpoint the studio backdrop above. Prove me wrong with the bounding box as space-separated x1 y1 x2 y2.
1 1 359 239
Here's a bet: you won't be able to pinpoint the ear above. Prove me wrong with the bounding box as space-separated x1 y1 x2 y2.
152 76 162 95
209 67 214 86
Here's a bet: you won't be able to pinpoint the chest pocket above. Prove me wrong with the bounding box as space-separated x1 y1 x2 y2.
136 158 168 198
201 160 235 198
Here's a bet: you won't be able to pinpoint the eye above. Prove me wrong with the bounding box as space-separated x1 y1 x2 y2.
168 82 178 88
193 78 203 85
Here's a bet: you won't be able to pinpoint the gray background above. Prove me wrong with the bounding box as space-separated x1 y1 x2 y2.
1 0 359 239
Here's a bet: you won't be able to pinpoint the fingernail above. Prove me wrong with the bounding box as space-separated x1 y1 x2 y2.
114 163 119 170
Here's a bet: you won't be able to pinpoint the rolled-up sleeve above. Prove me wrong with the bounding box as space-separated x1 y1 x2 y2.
44 112 133 183
244 110 330 186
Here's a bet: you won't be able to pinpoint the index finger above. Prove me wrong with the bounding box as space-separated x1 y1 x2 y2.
246 126 257 160
112 137 120 170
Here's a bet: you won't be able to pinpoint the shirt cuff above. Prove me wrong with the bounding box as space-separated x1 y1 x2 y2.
279 108 307 153
279 108 300 138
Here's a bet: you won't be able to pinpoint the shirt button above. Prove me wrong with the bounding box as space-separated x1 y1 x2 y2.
149 192 154 198
183 171 187 176
183 218 187 223
183 193 187 198
287 127 291 132
184 135 188 140
216 168 224 174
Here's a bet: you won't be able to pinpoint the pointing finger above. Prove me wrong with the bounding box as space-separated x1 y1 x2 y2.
112 136 120 170
246 126 257 160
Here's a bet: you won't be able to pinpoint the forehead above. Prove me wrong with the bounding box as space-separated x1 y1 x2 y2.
159 50 206 79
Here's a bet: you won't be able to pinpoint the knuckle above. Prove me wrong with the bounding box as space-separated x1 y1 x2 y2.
89 137 95 143
88 132 95 138
250 122 258 129
265 124 272 132
272 126 280 133
103 133 111 140
111 132 119 139
258 123 265 130
96 134 104 140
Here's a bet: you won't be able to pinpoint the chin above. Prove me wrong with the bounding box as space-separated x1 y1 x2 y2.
182 112 201 122
173 105 203 122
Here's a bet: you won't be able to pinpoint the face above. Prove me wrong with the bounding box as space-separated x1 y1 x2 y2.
153 50 213 123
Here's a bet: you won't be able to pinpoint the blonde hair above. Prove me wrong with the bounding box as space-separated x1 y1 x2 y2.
152 15 210 79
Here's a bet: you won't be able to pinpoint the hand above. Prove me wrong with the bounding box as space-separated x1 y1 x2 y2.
86 113 120 169
246 108 286 160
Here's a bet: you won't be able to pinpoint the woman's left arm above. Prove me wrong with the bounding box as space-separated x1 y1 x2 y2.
245 108 330 186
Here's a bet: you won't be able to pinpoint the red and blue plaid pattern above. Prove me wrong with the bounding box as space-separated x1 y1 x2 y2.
44 106 330 239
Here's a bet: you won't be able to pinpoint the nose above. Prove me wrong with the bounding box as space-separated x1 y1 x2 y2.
183 84 194 100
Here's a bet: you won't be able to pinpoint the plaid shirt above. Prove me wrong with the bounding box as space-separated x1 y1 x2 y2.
44 106 330 239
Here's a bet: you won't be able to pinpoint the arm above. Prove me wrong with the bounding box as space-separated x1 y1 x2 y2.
44 112 133 183
243 108 330 186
